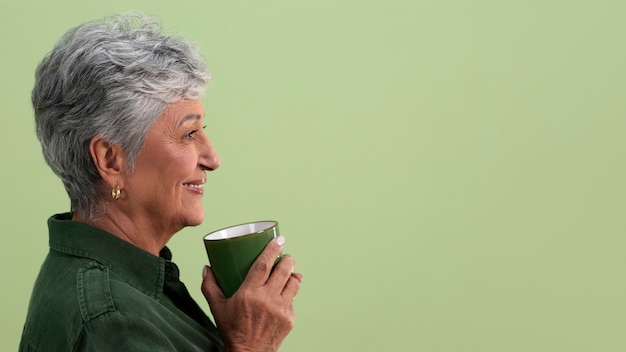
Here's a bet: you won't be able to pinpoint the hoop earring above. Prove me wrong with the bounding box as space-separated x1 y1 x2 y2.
111 185 121 200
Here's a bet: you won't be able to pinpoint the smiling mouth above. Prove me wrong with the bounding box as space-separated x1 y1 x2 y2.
183 178 206 190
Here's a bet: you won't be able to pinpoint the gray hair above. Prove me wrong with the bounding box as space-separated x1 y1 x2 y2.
33 12 211 220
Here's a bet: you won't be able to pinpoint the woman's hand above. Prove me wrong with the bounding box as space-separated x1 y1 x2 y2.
201 236 303 352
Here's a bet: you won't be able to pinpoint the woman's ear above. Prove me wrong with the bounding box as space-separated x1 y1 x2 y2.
89 135 127 188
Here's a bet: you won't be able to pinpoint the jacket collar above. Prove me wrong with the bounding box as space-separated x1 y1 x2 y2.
48 212 169 299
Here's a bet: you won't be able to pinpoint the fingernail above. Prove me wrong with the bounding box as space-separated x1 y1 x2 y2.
202 266 209 278
275 236 285 246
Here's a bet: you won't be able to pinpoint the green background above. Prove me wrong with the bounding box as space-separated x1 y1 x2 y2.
1 1 625 351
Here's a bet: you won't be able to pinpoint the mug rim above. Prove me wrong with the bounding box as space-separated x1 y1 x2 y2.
203 220 278 241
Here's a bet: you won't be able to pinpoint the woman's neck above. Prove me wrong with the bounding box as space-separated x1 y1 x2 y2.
73 209 176 256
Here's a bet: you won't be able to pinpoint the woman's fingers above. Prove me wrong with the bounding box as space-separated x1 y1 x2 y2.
267 254 296 292
281 272 303 299
240 236 286 289
201 265 225 304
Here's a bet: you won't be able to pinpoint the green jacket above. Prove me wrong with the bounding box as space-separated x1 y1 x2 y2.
20 213 224 351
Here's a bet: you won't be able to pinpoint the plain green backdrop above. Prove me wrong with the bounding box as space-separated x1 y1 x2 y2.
1 1 625 351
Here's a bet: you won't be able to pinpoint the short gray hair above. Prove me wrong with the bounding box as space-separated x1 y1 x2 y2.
33 12 211 220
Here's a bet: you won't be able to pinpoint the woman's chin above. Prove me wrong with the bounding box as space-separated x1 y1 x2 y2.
184 210 205 227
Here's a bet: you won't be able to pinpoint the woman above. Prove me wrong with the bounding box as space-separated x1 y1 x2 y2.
20 12 302 352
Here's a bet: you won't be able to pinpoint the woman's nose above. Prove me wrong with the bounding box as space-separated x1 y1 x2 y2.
200 138 221 171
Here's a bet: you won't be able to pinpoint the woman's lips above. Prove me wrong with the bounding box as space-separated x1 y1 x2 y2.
183 178 205 194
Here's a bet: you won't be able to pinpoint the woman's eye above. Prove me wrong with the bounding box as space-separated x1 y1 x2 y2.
184 130 198 139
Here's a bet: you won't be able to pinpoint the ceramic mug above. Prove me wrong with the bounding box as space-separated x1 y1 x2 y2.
204 221 282 297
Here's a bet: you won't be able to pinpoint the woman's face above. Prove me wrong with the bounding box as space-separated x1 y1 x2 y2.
123 99 220 233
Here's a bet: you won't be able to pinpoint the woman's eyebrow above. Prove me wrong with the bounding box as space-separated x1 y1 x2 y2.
178 113 201 126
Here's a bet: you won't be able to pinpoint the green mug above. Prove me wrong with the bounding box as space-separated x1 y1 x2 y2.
203 221 282 297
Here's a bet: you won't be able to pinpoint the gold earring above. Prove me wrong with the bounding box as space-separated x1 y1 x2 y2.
111 185 121 200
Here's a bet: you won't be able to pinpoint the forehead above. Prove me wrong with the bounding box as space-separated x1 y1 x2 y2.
158 99 205 125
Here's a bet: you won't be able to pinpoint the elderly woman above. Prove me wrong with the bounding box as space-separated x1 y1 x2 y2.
20 12 302 352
